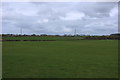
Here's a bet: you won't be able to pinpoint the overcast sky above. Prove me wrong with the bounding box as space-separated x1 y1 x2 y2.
2 2 118 35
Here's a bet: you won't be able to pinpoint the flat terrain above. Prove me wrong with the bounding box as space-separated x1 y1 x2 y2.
2 40 118 78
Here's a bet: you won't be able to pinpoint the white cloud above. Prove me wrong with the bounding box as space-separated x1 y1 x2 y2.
109 6 118 17
43 19 49 23
36 19 49 24
59 12 85 21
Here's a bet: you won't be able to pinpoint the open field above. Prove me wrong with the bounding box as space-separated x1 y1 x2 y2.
2 40 118 78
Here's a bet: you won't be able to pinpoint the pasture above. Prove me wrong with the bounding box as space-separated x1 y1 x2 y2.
2 40 118 78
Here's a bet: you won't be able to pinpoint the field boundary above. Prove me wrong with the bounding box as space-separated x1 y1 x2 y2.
2 40 57 41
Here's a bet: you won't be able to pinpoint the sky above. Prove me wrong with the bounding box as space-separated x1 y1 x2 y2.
1 2 118 35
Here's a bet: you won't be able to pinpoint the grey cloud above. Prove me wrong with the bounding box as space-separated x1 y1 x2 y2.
2 2 118 35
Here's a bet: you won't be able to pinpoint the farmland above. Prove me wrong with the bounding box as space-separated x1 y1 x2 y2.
2 39 118 78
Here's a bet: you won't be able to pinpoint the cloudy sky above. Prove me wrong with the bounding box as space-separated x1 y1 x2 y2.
2 2 118 35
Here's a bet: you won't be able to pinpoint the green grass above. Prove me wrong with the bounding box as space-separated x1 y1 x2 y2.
2 40 118 78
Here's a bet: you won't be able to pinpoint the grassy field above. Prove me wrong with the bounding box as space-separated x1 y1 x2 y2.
2 40 118 78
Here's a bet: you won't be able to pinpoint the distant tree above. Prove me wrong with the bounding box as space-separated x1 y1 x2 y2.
31 34 36 36
55 35 60 36
110 33 120 40
41 34 47 36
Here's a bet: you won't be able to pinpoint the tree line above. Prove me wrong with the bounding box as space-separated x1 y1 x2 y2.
2 33 120 40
